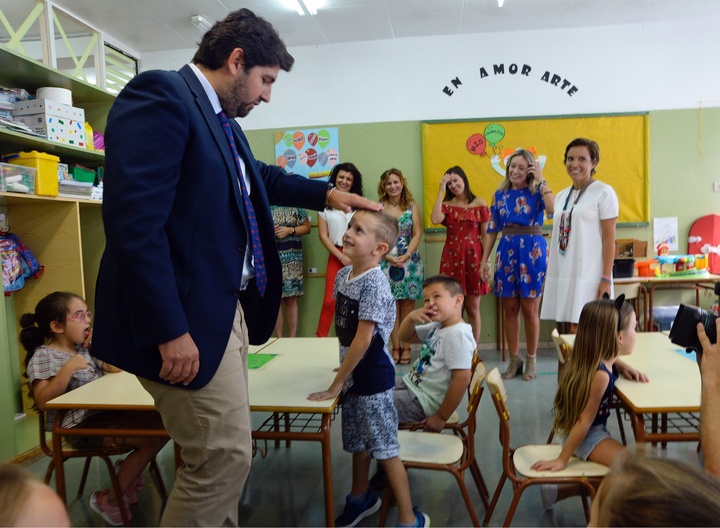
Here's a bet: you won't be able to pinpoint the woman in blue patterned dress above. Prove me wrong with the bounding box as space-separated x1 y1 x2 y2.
481 150 555 380
377 168 425 364
271 206 311 337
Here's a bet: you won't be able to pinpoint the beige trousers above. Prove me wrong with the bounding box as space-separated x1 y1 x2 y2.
139 302 252 527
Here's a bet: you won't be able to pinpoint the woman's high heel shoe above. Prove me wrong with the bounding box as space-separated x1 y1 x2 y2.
503 354 523 379
523 355 537 381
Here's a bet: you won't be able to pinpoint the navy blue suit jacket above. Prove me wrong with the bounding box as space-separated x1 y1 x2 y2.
92 65 326 389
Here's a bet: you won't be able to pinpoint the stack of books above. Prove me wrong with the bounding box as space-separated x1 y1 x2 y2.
58 179 93 199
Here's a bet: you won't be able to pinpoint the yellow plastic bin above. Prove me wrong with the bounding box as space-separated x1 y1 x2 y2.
5 150 60 196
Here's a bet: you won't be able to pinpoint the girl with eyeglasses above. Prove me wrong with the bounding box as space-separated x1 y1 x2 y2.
540 138 619 333
531 296 648 510
20 291 168 526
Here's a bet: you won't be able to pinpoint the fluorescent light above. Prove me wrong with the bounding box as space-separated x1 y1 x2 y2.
191 15 213 32
498 0 505 6
293 0 317 16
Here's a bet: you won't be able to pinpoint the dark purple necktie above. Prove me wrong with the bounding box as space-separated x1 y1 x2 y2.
218 111 267 297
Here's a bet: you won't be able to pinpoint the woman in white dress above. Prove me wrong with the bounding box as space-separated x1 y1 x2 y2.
540 138 619 332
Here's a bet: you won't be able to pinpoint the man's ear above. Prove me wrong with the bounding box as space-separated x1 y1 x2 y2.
227 48 245 75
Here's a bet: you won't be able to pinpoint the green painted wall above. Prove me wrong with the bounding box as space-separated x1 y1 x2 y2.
246 108 720 341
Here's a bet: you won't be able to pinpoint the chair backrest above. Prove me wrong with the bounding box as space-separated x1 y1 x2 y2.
550 328 570 366
614 282 640 300
486 367 512 461
466 361 487 414
37 409 53 458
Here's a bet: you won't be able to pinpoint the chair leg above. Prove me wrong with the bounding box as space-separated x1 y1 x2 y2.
378 486 393 526
77 457 93 497
150 459 168 497
483 473 507 526
502 486 525 528
452 472 481 527
469 460 490 507
44 460 54 485
616 406 627 446
99 456 131 527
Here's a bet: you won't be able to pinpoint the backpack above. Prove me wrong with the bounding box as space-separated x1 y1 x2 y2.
0 232 43 295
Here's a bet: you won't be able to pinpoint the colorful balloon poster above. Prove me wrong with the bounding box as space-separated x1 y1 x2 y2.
273 127 339 179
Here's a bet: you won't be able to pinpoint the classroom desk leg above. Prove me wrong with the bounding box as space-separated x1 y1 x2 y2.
320 414 335 527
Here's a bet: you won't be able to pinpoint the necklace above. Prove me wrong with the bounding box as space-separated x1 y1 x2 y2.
558 178 595 255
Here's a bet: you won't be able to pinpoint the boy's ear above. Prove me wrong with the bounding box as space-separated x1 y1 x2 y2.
374 242 389 256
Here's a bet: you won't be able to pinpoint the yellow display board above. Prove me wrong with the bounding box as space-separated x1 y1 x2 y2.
421 115 648 230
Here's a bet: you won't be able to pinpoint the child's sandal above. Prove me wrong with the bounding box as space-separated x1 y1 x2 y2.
399 347 412 365
392 347 401 364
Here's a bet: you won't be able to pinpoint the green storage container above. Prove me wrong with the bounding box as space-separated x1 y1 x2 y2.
70 165 96 183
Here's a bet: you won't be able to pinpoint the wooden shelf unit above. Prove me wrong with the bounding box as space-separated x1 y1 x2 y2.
0 44 114 460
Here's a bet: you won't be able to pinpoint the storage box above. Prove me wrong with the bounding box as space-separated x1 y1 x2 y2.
613 258 635 278
13 98 85 121
13 113 86 147
5 151 59 196
0 162 35 194
614 239 648 258
70 164 97 183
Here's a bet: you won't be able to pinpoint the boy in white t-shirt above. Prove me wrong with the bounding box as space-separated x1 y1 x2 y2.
395 274 476 432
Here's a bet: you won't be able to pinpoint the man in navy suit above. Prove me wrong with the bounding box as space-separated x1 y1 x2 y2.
92 9 379 526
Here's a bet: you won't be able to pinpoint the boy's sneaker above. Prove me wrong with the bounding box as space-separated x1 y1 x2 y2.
89 490 130 526
540 484 558 510
408 508 430 527
335 491 381 527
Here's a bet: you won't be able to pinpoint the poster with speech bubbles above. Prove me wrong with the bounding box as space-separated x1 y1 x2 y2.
274 127 339 180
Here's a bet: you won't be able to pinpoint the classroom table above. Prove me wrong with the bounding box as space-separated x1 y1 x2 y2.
560 332 701 444
614 273 720 331
46 337 341 526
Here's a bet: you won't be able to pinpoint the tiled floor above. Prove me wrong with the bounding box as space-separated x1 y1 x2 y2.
21 347 702 527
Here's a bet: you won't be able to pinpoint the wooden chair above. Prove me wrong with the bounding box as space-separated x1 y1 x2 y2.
379 362 490 527
483 368 609 527
38 409 167 527
550 329 569 381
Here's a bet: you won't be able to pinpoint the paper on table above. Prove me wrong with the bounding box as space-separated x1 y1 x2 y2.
248 353 277 370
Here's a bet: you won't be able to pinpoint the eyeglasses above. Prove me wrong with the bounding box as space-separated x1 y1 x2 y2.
66 311 92 322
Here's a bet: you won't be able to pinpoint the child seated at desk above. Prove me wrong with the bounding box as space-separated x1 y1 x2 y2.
20 291 168 526
531 295 648 510
308 211 429 527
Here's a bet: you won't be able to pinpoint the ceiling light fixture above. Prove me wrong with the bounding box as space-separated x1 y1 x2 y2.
294 0 317 16
191 15 213 32
497 0 505 6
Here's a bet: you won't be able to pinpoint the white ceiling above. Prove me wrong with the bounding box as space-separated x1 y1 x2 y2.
9 0 720 54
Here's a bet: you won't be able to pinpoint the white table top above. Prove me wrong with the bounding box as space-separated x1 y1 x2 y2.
614 273 720 285
560 332 700 412
47 337 341 414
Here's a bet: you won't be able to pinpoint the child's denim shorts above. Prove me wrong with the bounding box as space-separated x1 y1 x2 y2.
564 423 612 461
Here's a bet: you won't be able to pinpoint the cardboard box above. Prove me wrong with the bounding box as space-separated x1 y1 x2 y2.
614 239 647 258
13 98 85 121
13 113 86 147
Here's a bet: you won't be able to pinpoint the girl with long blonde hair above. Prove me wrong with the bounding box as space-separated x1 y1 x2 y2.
532 296 648 509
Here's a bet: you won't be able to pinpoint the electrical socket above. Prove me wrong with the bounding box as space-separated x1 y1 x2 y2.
714 181 720 193
308 267 318 274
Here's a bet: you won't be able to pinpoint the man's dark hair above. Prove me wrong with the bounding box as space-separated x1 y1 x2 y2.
192 9 294 72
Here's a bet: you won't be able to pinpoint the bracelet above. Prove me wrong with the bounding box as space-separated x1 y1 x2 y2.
542 190 553 196
600 276 612 284
325 187 335 205
292 227 296 236
338 253 345 262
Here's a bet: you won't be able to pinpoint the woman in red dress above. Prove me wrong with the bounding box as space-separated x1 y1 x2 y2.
431 165 490 347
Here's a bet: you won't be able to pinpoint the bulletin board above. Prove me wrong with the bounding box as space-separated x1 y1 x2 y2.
421 115 648 230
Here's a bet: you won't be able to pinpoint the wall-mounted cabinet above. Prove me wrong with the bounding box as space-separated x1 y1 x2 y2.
0 44 113 461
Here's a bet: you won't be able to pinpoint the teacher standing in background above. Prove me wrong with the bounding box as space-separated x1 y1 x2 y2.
540 138 618 333
431 165 489 348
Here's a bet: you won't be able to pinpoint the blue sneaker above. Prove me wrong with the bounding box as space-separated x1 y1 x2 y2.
408 508 430 527
335 492 381 527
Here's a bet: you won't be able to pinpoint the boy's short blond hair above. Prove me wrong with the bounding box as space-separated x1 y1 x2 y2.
356 210 399 256
422 275 464 297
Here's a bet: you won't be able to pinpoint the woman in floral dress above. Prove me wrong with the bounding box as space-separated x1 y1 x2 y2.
377 168 425 364
271 206 311 337
481 150 555 380
431 165 488 348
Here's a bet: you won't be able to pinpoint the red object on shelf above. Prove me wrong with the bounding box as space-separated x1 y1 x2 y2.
688 214 720 274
